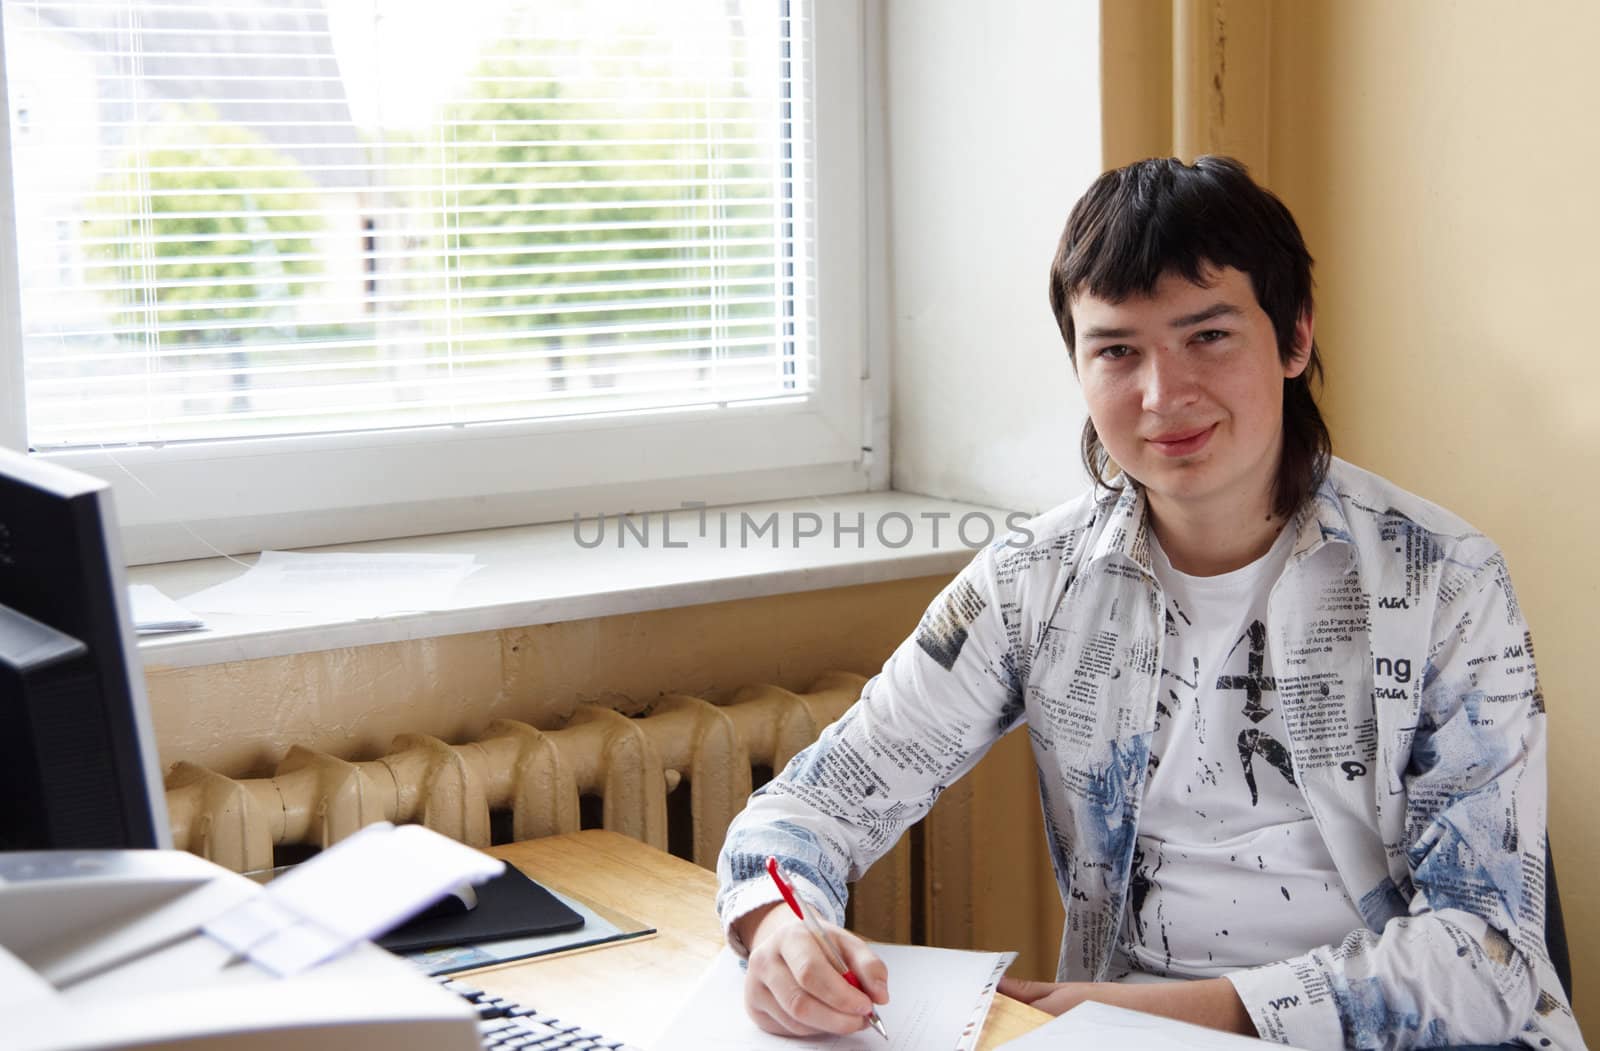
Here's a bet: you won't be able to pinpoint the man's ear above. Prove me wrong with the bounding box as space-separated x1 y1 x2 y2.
1283 309 1314 379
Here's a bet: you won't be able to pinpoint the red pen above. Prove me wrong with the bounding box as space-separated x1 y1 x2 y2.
765 856 888 1040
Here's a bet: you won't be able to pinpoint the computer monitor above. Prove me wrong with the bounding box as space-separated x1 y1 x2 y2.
0 446 171 850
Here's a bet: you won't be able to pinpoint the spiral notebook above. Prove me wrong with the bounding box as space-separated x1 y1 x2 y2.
654 943 1014 1051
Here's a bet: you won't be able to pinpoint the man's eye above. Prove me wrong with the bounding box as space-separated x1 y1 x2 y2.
1097 345 1133 360
1193 329 1229 344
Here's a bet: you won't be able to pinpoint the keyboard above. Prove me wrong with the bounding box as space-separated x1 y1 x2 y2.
436 975 644 1051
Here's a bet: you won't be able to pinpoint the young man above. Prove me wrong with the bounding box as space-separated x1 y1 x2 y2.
715 157 1582 1050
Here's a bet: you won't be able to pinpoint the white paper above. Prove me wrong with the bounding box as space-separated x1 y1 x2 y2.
203 822 503 976
0 943 58 1012
997 1000 1293 1050
654 944 1015 1051
181 551 481 617
128 583 205 634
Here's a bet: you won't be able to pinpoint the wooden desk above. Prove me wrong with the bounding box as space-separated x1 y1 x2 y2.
468 831 1050 1049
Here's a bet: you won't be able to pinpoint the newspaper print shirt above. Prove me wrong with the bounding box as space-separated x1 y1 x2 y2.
716 458 1583 1050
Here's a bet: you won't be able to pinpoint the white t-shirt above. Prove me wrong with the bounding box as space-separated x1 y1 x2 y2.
1114 524 1367 980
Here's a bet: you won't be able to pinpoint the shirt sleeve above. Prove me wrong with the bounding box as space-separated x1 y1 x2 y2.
1227 552 1579 1050
715 542 1027 954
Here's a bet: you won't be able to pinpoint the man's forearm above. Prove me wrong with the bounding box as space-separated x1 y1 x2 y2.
1097 977 1256 1036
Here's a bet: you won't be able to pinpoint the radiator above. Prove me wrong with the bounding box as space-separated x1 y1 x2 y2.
164 671 917 942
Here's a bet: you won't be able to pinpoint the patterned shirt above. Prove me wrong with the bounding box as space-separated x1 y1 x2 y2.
716 459 1582 1050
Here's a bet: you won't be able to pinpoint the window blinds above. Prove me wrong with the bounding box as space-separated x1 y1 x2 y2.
4 0 814 448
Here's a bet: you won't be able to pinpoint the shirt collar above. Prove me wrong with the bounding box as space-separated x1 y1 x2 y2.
1085 482 1156 577
1083 467 1355 579
1291 466 1357 565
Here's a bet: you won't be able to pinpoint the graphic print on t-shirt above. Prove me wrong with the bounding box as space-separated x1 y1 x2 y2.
1217 619 1276 724
1218 620 1296 805
1237 727 1297 806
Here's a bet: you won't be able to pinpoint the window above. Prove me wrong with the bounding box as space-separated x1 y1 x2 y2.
0 0 869 563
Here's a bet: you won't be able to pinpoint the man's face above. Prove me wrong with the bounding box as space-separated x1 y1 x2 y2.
1070 266 1311 521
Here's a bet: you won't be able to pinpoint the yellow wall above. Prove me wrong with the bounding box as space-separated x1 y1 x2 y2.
1103 0 1598 1026
1265 0 1600 1023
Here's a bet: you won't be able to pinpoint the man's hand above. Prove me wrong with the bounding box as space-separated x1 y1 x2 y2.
997 974 1256 1036
735 902 889 1037
996 977 1108 1017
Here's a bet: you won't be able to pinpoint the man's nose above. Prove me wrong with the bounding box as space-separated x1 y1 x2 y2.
1141 351 1199 413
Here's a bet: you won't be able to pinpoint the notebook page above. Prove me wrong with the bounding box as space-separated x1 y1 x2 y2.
654 943 1015 1051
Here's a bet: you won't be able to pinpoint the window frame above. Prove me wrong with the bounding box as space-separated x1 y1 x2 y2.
0 0 874 565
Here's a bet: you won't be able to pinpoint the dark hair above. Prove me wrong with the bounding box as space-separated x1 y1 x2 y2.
1047 155 1331 519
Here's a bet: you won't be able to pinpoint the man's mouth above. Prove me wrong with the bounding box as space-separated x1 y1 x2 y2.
1147 424 1217 457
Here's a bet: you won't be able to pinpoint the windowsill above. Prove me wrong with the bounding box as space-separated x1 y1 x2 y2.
130 491 1010 669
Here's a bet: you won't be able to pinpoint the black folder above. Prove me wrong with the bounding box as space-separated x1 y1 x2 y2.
377 864 586 954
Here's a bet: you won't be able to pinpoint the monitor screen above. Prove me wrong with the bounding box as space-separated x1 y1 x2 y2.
0 447 170 850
